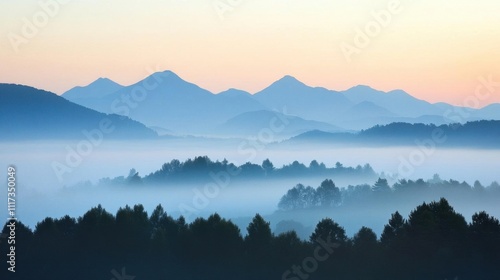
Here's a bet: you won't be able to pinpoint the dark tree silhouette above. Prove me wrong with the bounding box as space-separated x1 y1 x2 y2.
115 204 150 255
381 211 405 246
468 211 500 278
352 227 380 278
2 199 500 280
310 218 347 245
405 198 468 279
245 214 273 250
75 204 116 254
353 226 378 250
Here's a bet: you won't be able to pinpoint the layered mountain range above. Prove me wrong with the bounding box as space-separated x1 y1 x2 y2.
1 70 499 141
61 70 499 136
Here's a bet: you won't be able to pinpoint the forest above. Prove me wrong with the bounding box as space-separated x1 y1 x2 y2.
278 177 500 210
2 198 499 280
85 156 377 187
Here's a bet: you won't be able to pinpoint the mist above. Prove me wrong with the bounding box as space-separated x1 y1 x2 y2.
1 138 499 237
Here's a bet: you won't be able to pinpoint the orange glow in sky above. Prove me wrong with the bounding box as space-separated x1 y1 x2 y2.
1 0 500 107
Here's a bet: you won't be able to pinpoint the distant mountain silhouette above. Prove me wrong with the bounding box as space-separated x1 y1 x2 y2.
59 71 500 135
217 88 252 98
344 101 397 118
472 103 500 120
64 71 267 134
289 120 500 148
341 86 444 117
215 110 342 138
62 77 124 109
253 75 353 123
0 84 157 140
216 88 267 110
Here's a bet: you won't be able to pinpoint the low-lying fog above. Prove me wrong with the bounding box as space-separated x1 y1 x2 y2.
1 139 499 237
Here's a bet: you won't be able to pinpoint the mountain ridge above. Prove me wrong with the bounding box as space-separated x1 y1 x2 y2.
0 83 157 140
48 71 500 135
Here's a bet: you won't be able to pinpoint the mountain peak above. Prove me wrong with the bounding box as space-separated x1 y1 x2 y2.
63 77 123 99
217 88 251 96
90 77 120 87
262 75 307 91
160 70 179 77
277 75 303 85
145 70 184 83
347 85 378 92
387 89 411 97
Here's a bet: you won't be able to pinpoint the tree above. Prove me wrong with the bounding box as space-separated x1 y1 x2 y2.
127 168 142 185
115 204 150 253
468 211 500 279
281 160 307 175
262 159 274 176
278 184 317 210
407 198 467 240
473 180 485 192
405 198 468 278
489 181 500 190
245 214 273 254
75 205 116 256
315 179 341 207
469 211 500 258
272 231 306 266
310 218 347 245
353 227 378 250
309 160 320 170
150 204 167 231
372 178 391 193
208 214 243 257
470 211 500 235
380 211 405 246
188 213 242 260
429 173 443 184
352 227 380 277
149 204 177 255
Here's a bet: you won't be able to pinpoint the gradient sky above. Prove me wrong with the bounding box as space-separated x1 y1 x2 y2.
1 0 500 106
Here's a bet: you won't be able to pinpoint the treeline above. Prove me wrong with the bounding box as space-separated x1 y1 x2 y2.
278 176 500 210
292 120 500 148
2 199 499 280
91 156 376 187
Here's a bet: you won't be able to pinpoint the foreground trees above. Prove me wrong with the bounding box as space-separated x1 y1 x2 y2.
1 199 499 280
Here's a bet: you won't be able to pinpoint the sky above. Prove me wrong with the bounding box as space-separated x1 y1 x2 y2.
1 0 500 106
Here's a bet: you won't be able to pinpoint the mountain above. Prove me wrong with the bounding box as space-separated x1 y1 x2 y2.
339 114 452 131
62 77 123 109
58 71 500 135
288 120 500 148
253 75 353 123
252 77 459 129
217 88 267 109
217 88 251 98
66 71 267 134
341 86 444 117
214 110 342 139
0 84 157 140
471 103 500 120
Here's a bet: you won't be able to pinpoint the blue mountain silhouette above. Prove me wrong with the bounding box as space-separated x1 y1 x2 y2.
0 84 156 140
